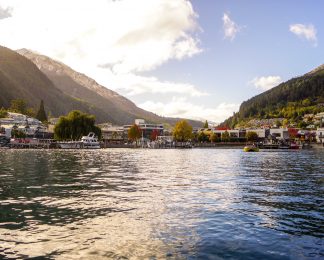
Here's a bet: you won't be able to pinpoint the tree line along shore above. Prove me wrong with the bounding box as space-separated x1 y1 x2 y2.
0 99 324 149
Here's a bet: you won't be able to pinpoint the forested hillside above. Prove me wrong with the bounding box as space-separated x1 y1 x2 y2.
221 65 324 128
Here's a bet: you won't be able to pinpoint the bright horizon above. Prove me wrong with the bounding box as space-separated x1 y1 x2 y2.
0 0 323 123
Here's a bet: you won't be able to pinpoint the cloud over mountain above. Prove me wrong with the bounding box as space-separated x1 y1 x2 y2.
249 76 282 91
0 0 201 74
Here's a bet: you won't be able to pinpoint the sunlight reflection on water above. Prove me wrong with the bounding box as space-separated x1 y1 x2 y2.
0 149 323 259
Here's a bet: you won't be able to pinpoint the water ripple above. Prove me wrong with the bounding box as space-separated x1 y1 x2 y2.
0 149 323 259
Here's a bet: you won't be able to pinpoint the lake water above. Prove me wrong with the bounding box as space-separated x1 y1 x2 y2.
0 149 323 259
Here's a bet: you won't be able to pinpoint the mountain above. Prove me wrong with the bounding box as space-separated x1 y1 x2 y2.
15 48 201 126
0 46 108 121
0 46 201 126
221 65 324 128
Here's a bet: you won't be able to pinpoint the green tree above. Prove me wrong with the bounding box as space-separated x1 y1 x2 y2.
173 120 193 142
36 100 47 122
203 120 208 128
246 131 258 142
221 131 230 142
0 107 8 118
54 110 101 140
9 99 27 114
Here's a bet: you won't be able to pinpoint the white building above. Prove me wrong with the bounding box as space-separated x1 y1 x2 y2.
101 124 125 141
247 129 269 139
212 129 246 139
316 128 324 143
123 119 164 139
0 112 45 138
0 127 12 138
0 112 42 126
269 128 289 140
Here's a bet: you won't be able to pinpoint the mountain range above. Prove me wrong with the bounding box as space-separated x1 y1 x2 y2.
2 44 323 129
0 46 201 126
221 64 324 128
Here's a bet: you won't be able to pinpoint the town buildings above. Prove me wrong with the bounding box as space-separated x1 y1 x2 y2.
101 119 164 147
1 112 324 147
0 112 50 138
316 128 324 143
122 119 164 140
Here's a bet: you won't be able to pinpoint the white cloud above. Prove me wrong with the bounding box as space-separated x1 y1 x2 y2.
222 13 240 41
139 97 239 123
72 65 206 97
0 0 201 74
289 23 317 46
113 74 207 97
0 0 204 96
0 4 11 19
249 76 282 91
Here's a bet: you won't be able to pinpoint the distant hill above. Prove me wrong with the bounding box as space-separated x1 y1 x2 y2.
16 48 201 126
0 46 201 126
220 65 324 128
0 46 109 121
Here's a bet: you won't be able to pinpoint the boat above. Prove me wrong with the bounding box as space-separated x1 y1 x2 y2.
58 132 100 149
243 145 259 152
81 132 100 149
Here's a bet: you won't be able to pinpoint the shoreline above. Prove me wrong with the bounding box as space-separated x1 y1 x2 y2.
1 144 323 150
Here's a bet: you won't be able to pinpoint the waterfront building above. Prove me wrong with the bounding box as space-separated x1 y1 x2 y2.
212 129 246 141
0 126 12 138
123 119 164 140
0 112 51 139
316 128 324 143
101 124 126 146
246 128 269 139
269 128 289 140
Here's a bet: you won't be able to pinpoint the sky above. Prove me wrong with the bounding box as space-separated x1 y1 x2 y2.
0 0 323 123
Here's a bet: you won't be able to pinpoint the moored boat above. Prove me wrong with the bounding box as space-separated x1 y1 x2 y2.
57 132 100 149
81 132 100 149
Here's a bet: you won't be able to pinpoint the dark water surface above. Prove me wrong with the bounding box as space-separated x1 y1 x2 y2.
0 149 323 259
